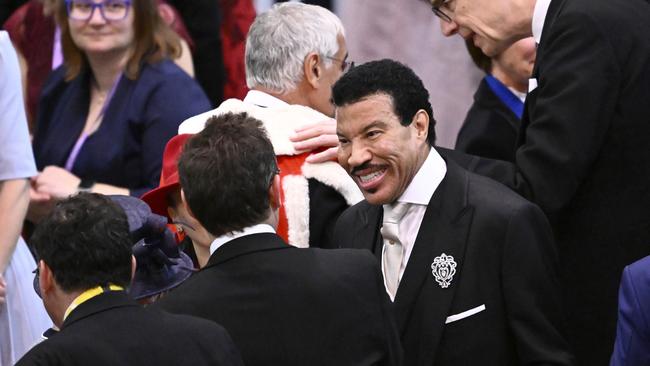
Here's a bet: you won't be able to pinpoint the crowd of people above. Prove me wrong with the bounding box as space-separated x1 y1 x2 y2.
0 0 648 365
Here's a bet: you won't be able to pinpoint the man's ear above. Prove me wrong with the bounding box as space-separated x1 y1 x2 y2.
39 260 54 296
411 109 430 142
303 52 323 89
268 174 282 210
180 189 198 221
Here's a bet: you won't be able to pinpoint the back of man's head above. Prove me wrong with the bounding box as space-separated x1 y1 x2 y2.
178 112 278 237
332 58 437 145
245 2 344 94
31 193 133 292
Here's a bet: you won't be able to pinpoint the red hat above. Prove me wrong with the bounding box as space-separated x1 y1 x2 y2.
141 134 194 219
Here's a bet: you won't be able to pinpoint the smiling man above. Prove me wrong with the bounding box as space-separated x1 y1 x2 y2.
427 0 650 363
332 59 573 366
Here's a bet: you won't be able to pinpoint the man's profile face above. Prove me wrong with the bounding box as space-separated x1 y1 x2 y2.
436 0 527 57
336 93 427 205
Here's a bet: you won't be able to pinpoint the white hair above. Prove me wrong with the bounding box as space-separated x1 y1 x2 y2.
245 2 345 94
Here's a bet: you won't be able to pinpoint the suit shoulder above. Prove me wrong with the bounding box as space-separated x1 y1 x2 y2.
624 255 650 290
465 168 543 215
16 334 76 365
156 308 230 336
336 200 372 225
143 59 191 78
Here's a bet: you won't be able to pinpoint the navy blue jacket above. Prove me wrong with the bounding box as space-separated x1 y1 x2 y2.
33 60 210 197
611 256 650 366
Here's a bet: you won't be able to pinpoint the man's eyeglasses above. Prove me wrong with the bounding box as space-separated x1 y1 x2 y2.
32 267 41 298
431 0 453 23
65 0 132 22
326 56 355 73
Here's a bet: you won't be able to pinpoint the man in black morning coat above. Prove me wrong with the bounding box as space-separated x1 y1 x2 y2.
332 59 573 366
155 112 402 366
16 193 243 366
429 0 650 363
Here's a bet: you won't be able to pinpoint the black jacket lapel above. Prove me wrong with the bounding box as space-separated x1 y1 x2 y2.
348 203 384 261
393 159 475 362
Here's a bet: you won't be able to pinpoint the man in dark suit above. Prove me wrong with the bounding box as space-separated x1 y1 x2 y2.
16 193 243 366
429 0 650 363
155 112 402 366
332 59 573 366
456 37 536 162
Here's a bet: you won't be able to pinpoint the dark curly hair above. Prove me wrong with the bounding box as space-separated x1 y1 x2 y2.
178 112 279 237
332 58 436 145
30 193 133 292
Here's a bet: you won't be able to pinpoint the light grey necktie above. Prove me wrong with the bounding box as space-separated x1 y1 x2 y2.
381 202 409 301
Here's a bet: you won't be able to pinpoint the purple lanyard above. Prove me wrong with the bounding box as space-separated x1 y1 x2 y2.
64 74 121 171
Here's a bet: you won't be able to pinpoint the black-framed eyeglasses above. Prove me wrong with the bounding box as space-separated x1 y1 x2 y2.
431 0 453 23
326 56 355 73
65 0 132 22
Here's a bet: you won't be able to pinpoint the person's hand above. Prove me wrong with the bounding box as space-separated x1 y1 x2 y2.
33 166 81 199
26 182 56 224
290 119 340 163
0 273 6 305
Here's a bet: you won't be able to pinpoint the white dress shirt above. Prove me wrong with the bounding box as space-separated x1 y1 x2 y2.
532 0 552 44
209 224 276 255
381 148 447 290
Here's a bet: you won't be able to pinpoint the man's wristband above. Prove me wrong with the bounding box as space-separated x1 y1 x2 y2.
77 179 95 193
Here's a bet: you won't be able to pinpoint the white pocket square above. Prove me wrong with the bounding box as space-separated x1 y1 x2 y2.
528 78 538 92
445 304 486 324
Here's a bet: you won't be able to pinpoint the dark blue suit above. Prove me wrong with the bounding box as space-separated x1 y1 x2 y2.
33 60 210 197
610 255 650 366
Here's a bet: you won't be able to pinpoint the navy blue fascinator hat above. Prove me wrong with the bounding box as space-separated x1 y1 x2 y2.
109 195 195 300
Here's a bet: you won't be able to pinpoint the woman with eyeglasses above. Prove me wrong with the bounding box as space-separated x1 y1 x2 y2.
2 0 196 132
28 0 211 223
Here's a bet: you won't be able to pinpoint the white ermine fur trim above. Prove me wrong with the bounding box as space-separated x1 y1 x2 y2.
301 162 363 206
178 98 329 156
282 175 310 248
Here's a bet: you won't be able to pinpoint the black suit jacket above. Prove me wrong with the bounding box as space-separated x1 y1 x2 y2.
334 156 573 366
155 233 402 366
455 0 650 363
15 291 243 366
456 77 520 162
308 178 350 249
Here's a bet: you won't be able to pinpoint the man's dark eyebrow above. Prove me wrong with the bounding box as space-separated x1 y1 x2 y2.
361 120 389 133
336 120 389 138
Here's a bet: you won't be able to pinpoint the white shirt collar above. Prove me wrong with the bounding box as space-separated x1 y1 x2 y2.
532 0 552 44
243 90 289 108
209 224 276 255
508 87 528 102
394 148 447 206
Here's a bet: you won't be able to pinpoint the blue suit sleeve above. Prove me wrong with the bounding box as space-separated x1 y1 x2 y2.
610 261 650 366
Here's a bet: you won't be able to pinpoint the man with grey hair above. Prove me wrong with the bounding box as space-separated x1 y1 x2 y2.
179 2 362 249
